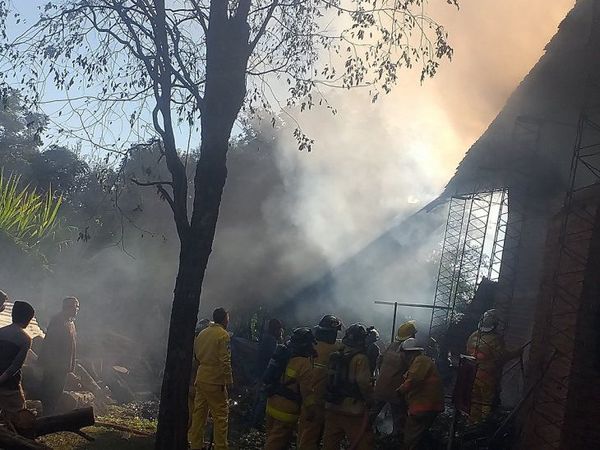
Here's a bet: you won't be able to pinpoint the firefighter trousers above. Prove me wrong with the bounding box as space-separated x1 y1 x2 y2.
469 377 496 424
297 406 325 450
322 411 374 450
403 412 438 450
188 382 229 450
264 414 297 450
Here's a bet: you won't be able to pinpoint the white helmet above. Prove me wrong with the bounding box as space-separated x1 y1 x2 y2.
479 309 499 333
400 337 424 352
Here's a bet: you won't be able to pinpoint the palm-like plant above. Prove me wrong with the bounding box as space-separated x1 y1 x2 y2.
0 171 62 248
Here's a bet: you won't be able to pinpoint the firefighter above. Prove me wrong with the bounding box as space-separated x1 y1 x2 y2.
322 323 374 450
252 318 284 429
466 309 522 424
298 315 343 450
397 338 444 450
188 318 211 431
188 308 233 450
264 327 316 450
373 320 417 436
365 326 381 376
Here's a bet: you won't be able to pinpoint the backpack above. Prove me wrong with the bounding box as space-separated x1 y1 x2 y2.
262 344 302 404
325 348 363 404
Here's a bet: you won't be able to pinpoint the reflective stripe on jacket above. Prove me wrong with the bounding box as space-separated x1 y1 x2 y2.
266 356 313 423
399 354 444 415
194 323 233 385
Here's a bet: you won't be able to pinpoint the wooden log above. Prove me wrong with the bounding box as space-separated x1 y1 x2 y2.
55 391 95 414
34 407 95 437
75 363 112 405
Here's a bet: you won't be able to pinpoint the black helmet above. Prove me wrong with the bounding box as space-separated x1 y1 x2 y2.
317 315 343 332
365 326 380 346
289 327 317 352
342 323 368 348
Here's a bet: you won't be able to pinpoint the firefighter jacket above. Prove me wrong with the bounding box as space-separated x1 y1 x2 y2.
374 341 408 403
466 331 520 382
266 356 314 424
194 323 233 386
398 354 444 415
325 351 373 416
311 340 342 405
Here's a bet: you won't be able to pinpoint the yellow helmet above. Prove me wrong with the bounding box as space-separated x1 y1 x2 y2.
396 320 417 342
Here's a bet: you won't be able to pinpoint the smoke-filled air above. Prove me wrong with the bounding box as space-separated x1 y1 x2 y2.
3 0 598 449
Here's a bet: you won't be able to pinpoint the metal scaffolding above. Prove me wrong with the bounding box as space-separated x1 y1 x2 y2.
429 189 509 337
529 104 600 448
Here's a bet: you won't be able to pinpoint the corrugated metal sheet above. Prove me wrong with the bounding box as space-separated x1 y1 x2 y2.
0 302 45 339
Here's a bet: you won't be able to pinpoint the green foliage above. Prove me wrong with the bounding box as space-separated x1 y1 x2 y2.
0 170 62 248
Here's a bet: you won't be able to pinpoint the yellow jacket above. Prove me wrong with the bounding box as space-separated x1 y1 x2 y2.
398 354 444 415
194 323 233 385
466 331 520 382
266 356 314 424
325 350 373 416
374 340 409 403
311 340 341 404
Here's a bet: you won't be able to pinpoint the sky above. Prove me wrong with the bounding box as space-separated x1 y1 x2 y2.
5 0 576 266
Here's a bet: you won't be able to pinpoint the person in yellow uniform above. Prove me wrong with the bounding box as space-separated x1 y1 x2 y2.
322 323 374 450
264 327 316 450
466 309 522 424
373 320 417 436
397 338 444 450
188 308 232 450
298 315 343 450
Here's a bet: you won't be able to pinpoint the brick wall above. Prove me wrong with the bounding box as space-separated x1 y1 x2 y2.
520 185 600 449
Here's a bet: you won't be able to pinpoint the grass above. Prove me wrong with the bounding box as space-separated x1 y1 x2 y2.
39 405 156 450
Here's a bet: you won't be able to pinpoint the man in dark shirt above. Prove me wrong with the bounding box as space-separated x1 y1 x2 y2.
252 318 283 429
257 319 283 378
39 296 79 415
0 301 35 417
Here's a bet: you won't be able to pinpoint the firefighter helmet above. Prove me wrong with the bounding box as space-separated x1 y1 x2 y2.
396 320 417 342
479 309 499 333
400 337 424 352
342 323 368 348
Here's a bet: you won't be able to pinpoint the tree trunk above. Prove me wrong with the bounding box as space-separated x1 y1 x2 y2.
154 2 251 449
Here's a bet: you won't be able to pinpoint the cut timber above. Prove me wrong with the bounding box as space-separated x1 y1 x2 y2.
34 407 95 437
0 426 50 449
55 391 95 414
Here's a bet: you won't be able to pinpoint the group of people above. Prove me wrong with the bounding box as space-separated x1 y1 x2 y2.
260 317 444 450
187 307 522 450
0 290 79 419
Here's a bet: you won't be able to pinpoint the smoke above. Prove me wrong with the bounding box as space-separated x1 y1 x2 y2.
265 0 575 334
0 1 576 356
273 0 574 264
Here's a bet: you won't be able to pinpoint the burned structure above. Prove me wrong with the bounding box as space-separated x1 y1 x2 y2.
431 0 600 448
